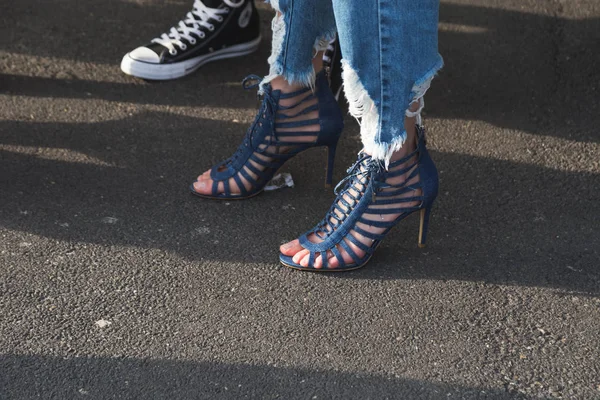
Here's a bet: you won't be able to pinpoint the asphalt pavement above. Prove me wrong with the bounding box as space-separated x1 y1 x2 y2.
1 0 599 399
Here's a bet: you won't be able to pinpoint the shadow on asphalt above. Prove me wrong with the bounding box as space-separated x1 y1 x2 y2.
1 2 599 140
0 354 516 399
1 2 599 294
1 2 598 398
0 73 262 110
1 112 598 295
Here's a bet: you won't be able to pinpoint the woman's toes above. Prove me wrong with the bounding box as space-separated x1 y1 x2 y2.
196 171 210 181
192 179 213 195
300 254 311 267
292 249 310 264
327 255 339 268
339 248 356 265
198 170 211 180
313 254 324 269
280 239 303 256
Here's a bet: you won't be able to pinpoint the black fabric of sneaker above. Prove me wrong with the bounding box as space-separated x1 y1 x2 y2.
130 0 259 68
202 0 234 8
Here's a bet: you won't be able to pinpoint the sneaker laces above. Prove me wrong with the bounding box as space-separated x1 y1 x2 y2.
151 0 246 55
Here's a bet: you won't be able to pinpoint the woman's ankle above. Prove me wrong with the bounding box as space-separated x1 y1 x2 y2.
270 51 324 93
389 116 417 162
270 77 307 93
362 116 417 163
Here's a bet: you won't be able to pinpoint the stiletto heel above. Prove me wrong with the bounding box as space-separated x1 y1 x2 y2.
190 70 344 200
418 206 432 248
280 125 439 271
324 143 337 188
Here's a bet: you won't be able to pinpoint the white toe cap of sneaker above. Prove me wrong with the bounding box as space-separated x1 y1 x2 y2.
128 46 160 63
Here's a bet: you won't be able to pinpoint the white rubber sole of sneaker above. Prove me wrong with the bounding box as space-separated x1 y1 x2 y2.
120 35 262 80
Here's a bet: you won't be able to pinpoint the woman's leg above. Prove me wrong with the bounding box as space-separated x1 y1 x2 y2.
261 0 337 90
281 0 443 269
192 0 342 197
334 0 443 163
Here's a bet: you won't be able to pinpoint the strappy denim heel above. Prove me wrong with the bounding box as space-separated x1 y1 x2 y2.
190 70 344 200
279 126 438 271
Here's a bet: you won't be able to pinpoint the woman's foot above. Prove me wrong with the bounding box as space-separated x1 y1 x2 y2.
279 125 438 270
191 69 344 199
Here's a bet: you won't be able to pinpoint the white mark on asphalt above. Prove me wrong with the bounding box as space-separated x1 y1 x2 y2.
19 242 32 247
192 227 210 237
78 388 89 395
102 217 118 224
58 222 69 228
438 22 489 34
95 319 112 328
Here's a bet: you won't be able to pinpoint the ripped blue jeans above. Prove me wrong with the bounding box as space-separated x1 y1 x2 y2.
263 0 443 165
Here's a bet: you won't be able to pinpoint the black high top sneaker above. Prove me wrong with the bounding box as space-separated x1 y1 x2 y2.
121 0 261 80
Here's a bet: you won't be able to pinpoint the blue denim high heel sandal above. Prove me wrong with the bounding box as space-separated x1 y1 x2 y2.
191 70 344 200
280 126 438 271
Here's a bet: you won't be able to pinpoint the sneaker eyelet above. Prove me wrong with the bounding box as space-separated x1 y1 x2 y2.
216 16 223 22
180 44 187 50
169 49 177 55
189 38 196 45
208 24 215 31
200 32 206 38
224 7 230 12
